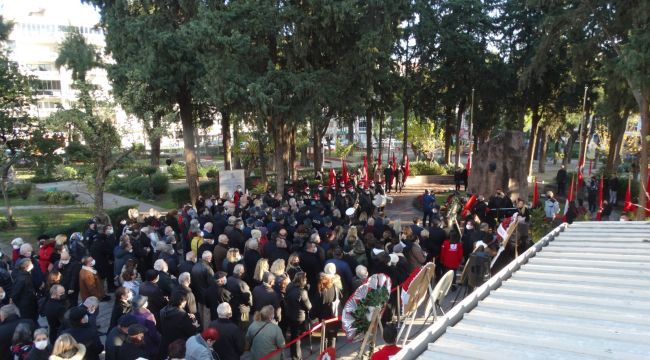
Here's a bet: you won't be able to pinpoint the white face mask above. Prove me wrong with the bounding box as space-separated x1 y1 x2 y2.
26 264 34 272
60 260 70 265
466 224 474 230
106 228 114 235
91 259 96 266
12 245 19 250
0 292 5 300
34 340 48 350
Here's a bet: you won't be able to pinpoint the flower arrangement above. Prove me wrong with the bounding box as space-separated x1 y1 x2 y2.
342 273 392 341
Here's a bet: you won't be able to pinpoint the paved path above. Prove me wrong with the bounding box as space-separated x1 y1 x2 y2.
33 181 164 212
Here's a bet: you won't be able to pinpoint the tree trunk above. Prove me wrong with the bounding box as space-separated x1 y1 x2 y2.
150 136 161 168
538 128 548 173
606 110 630 174
94 155 107 223
347 117 354 144
258 129 267 182
1 175 14 226
526 106 541 177
194 126 202 167
233 117 242 170
366 108 373 163
272 118 290 195
378 111 384 165
289 125 297 180
613 117 627 169
313 121 323 175
178 91 200 207
562 130 578 166
402 99 409 161
454 98 467 167
637 94 649 219
553 138 560 165
222 111 232 170
444 106 454 165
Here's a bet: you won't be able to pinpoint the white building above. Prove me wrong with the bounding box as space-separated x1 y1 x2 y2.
0 0 221 151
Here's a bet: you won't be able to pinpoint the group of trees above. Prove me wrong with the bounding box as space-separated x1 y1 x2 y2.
1 1 647 218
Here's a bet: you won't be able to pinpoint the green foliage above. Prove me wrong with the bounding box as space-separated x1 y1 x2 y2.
350 285 390 337
334 139 355 160
38 191 78 205
530 206 556 243
55 27 103 82
126 176 149 195
170 181 218 207
167 163 185 179
409 161 448 176
151 173 170 195
54 165 78 180
13 183 32 200
206 168 219 179
43 205 131 238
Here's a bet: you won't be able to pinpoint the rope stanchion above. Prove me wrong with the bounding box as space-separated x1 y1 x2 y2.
259 317 341 360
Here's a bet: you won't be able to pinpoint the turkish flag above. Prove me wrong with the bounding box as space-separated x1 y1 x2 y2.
532 180 539 208
328 168 336 188
623 177 633 212
363 155 369 184
466 150 472 179
596 175 604 221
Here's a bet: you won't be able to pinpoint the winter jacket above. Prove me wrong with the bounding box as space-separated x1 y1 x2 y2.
109 299 132 330
49 343 86 360
11 269 38 320
185 334 215 360
131 308 160 356
211 243 228 272
440 240 464 270
62 324 104 360
0 315 35 360
205 280 231 320
113 246 134 278
544 198 561 219
245 320 285 360
209 318 244 360
191 260 214 304
59 260 81 298
138 281 168 324
225 275 251 323
42 298 67 339
159 305 198 358
104 326 127 360
38 240 56 274
252 283 282 321
79 266 105 301
285 283 312 323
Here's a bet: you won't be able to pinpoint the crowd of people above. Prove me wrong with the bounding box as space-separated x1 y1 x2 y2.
0 163 546 360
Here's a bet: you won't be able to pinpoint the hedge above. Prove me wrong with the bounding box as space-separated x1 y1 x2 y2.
170 181 219 207
44 205 132 237
409 161 448 176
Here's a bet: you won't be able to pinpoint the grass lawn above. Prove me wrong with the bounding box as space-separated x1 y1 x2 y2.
3 189 46 207
0 207 92 244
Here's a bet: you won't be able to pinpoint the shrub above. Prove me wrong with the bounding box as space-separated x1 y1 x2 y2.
14 183 32 199
151 173 170 194
65 141 93 163
126 176 150 195
53 164 78 180
38 191 77 205
206 168 219 179
409 161 448 176
43 205 132 238
170 181 218 207
167 163 185 179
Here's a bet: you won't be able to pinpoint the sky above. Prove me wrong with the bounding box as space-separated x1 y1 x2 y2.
0 0 100 26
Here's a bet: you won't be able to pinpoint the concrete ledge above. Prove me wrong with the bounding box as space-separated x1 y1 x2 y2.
406 175 455 185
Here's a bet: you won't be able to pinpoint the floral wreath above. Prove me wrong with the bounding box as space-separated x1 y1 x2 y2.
342 273 392 341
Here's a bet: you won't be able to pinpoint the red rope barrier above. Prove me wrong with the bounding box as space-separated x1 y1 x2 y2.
259 317 341 360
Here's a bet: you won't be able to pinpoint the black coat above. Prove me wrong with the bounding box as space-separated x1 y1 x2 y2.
104 326 127 360
159 305 198 357
42 298 67 339
205 281 232 320
299 251 323 289
60 260 81 296
225 275 251 322
210 318 244 360
11 269 38 321
90 234 113 280
178 260 195 276
252 284 281 314
285 283 312 322
0 315 35 360
117 340 148 360
138 282 168 323
62 324 104 360
190 260 214 304
109 299 132 330
176 285 197 315
25 347 50 360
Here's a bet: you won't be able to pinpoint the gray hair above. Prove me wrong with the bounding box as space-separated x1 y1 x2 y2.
154 259 168 272
234 264 245 276
217 303 232 319
356 265 368 279
83 296 99 307
19 243 33 256
259 305 275 321
178 272 191 286
0 304 20 319
33 328 48 340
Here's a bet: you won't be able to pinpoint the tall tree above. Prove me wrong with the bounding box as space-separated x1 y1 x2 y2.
54 28 135 222
86 0 208 206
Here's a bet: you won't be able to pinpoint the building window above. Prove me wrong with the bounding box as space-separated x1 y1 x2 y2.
37 101 61 109
28 64 55 72
358 119 367 133
34 80 61 95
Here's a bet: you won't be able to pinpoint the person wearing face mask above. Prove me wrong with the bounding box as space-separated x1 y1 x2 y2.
42 285 67 339
109 287 133 330
58 251 81 307
0 286 7 306
11 258 39 321
61 306 104 360
197 233 216 264
26 328 50 360
461 217 478 263
105 314 137 360
19 243 45 292
11 237 24 264
129 295 161 358
81 297 100 330
79 256 107 303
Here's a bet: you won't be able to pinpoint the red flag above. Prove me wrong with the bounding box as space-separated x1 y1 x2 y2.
461 194 477 218
596 175 604 220
623 177 633 212
391 153 396 172
328 168 336 188
363 155 369 184
564 175 575 215
577 157 585 188
466 150 472 179
532 180 539 208
342 160 349 185
404 156 410 179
